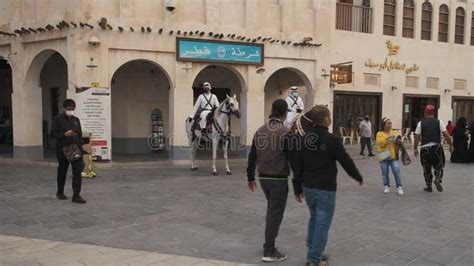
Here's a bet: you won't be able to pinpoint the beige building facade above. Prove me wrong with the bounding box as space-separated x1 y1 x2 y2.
0 0 472 161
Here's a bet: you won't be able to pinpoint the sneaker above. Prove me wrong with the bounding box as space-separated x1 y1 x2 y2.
433 179 443 192
383 186 390 194
262 249 287 262
397 187 404 195
359 152 365 156
56 192 68 200
368 154 375 157
423 186 433 192
72 195 87 204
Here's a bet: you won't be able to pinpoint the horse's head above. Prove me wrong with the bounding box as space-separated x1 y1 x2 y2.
225 94 241 118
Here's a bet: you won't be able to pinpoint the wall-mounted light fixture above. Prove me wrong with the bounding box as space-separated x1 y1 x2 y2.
391 86 398 91
256 67 265 74
321 69 330 79
444 89 451 93
86 57 97 69
329 82 336 89
88 35 100 46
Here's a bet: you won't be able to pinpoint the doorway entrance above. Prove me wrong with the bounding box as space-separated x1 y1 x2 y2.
333 91 382 135
452 97 474 123
402 95 439 131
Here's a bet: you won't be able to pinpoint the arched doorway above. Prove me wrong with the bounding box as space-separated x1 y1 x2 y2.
40 53 68 152
17 49 68 159
0 58 13 156
264 67 314 119
192 65 245 148
111 60 171 154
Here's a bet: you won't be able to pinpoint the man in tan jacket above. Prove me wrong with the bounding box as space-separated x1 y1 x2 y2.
247 99 291 263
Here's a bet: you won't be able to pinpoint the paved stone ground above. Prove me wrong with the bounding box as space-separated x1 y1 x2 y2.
0 235 252 265
0 147 473 265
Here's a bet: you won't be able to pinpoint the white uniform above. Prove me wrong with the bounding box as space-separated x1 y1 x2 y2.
190 93 219 130
284 95 304 128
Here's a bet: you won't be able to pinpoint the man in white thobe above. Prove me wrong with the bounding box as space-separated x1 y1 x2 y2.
188 82 219 133
284 86 304 128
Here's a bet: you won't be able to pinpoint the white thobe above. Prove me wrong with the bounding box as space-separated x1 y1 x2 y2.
284 95 304 128
190 93 219 129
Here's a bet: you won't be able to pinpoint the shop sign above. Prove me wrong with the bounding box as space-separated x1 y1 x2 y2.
331 64 352 84
177 38 264 65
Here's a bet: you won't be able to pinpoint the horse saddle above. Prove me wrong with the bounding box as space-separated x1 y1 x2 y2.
192 112 214 132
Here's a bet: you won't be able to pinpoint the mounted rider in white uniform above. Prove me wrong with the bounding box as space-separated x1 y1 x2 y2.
284 86 304 128
188 82 220 133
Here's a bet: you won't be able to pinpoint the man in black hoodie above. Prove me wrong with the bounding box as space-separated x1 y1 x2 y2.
291 105 363 266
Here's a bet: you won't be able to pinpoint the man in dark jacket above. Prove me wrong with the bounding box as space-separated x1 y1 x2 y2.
50 99 86 204
247 99 291 262
292 105 363 266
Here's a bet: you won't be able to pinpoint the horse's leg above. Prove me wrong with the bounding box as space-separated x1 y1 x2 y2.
212 136 218 175
190 137 198 171
224 139 231 175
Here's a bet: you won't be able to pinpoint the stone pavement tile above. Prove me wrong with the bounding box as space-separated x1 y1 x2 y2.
446 235 474 249
12 239 61 255
420 245 469 265
448 250 473 266
376 255 412 265
373 237 409 252
122 252 175 264
396 241 437 255
160 254 207 265
0 235 24 243
0 238 35 251
408 259 443 266
391 249 423 262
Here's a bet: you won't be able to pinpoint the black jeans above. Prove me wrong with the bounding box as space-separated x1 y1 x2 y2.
259 179 288 252
360 137 373 155
56 146 83 195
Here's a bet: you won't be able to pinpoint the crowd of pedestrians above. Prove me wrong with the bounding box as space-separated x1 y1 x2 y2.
246 101 465 265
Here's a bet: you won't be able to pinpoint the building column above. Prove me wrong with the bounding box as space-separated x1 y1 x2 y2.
414 0 422 40
432 0 440 42
11 56 44 160
372 0 384 35
241 68 265 155
396 0 403 38
169 61 194 160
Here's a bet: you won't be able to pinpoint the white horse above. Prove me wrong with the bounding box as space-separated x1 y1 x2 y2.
185 94 241 175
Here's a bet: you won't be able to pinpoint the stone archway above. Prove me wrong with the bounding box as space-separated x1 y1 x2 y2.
40 53 68 151
14 49 68 159
263 67 314 119
191 64 246 147
110 60 171 154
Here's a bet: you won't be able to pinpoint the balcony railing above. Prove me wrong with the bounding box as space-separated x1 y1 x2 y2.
336 3 373 34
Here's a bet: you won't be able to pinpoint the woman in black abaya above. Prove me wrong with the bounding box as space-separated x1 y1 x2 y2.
450 117 468 163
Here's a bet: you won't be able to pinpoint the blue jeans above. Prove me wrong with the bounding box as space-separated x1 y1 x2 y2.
303 187 336 263
380 159 402 187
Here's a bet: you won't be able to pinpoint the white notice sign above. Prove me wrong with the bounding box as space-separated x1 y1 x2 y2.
75 86 112 161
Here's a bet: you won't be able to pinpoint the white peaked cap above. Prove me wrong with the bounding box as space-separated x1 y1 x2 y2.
203 82 211 89
290 86 298 91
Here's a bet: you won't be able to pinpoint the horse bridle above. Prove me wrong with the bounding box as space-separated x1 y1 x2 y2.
219 98 236 116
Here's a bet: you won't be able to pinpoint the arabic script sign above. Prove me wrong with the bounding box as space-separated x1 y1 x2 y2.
365 58 419 74
364 40 419 74
176 38 264 65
